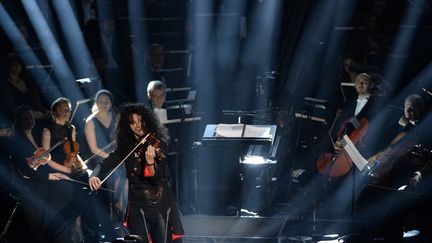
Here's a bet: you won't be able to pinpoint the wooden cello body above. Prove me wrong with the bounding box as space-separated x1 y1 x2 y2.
316 117 369 178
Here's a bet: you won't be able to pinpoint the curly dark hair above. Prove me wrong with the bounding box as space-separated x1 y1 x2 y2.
116 103 169 155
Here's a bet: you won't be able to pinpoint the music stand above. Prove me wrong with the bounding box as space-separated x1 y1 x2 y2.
202 124 277 216
202 124 276 146
340 82 356 104
291 112 335 233
161 100 201 207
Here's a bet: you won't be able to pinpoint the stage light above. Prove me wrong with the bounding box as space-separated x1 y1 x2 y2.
403 229 420 238
240 155 276 165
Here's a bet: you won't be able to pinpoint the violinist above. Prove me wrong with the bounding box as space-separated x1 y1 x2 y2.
41 97 81 175
369 94 432 242
8 105 69 242
41 97 98 242
89 103 184 243
84 89 124 236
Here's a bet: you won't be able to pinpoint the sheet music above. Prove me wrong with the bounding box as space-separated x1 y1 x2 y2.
163 116 201 124
340 135 368 171
243 125 271 138
214 124 245 137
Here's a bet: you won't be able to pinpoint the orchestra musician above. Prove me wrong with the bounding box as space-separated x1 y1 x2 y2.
84 89 126 236
8 105 70 242
41 97 98 242
317 73 382 177
367 94 432 242
89 103 184 243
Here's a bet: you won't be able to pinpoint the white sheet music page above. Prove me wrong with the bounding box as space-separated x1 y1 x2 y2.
215 124 244 137
340 135 368 171
243 125 271 138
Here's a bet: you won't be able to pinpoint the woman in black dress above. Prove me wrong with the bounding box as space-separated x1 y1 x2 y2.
89 103 184 243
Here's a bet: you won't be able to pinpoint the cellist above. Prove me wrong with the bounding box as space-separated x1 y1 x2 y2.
367 94 432 242
317 73 383 177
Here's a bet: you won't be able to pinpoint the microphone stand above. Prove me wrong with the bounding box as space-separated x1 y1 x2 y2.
70 98 92 125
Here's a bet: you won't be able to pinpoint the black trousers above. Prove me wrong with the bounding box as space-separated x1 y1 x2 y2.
127 204 172 243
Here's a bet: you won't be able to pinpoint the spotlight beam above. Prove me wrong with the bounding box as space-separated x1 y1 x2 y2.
21 0 84 102
0 3 61 100
127 0 149 103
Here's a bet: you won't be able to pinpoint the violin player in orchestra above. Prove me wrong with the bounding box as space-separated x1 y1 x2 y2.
84 89 125 237
367 94 432 242
7 105 70 242
41 97 99 242
89 103 184 243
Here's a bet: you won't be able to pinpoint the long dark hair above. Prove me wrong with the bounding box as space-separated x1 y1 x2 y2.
116 103 169 155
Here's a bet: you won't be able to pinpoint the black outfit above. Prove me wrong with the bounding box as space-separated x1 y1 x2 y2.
0 78 46 119
7 130 50 243
93 140 184 243
88 115 125 239
377 115 432 242
44 121 99 243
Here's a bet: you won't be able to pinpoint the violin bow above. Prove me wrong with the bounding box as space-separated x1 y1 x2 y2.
82 140 117 165
100 133 151 185
64 177 116 193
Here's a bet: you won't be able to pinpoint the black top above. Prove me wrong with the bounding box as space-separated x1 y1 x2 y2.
93 139 184 235
45 121 71 165
95 140 168 187
0 78 47 120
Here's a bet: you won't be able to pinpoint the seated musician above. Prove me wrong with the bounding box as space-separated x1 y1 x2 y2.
318 73 382 177
7 105 70 242
367 94 432 242
41 97 99 242
336 72 380 143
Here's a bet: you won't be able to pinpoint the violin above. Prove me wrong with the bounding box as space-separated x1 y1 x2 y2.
63 124 85 170
27 139 65 170
316 116 369 178
99 132 166 185
135 132 166 160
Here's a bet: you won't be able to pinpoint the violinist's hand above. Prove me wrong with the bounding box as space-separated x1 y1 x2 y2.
334 140 343 150
89 176 101 191
145 145 156 164
48 172 70 181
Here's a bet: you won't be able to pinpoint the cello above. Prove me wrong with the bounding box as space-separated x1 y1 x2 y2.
316 116 369 178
